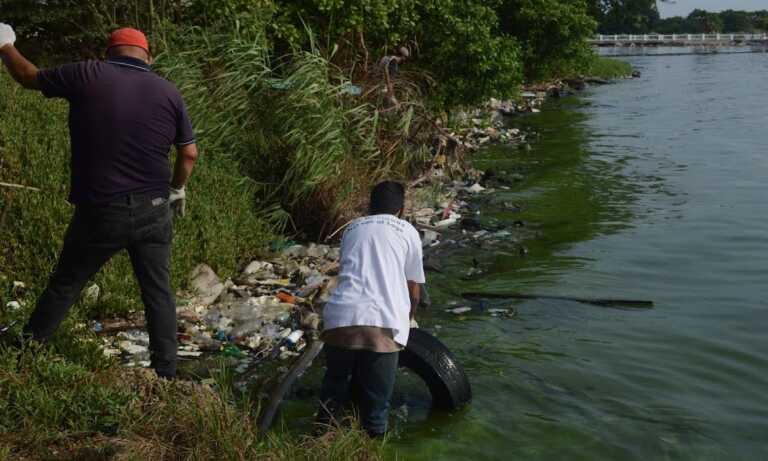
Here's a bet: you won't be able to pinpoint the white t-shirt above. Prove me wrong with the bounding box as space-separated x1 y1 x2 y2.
323 214 426 346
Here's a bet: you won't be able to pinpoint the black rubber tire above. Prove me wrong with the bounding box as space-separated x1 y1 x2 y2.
399 328 472 410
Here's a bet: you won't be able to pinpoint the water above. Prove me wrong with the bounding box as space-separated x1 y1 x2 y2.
389 51 768 459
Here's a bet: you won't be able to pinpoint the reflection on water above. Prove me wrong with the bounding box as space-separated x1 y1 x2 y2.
390 50 768 460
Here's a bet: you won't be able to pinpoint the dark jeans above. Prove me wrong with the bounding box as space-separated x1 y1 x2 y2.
318 344 399 436
23 193 177 377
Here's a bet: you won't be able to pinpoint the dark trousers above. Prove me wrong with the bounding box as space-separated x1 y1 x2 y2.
318 344 399 436
23 194 177 377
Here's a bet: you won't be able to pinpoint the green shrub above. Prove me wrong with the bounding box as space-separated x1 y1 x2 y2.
585 56 633 79
498 0 597 82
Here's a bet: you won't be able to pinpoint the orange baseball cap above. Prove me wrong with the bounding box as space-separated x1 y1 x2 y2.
107 28 150 54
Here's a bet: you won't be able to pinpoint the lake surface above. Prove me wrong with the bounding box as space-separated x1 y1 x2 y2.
391 50 768 459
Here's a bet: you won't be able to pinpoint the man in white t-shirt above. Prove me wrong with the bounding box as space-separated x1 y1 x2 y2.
318 181 425 437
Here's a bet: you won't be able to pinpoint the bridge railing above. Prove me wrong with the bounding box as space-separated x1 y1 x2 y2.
590 33 768 43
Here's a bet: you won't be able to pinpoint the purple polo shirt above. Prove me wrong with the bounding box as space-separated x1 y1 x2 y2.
37 56 195 205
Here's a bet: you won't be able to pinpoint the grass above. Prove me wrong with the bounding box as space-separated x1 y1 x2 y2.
0 71 275 320
0 344 385 460
584 56 634 79
0 23 404 459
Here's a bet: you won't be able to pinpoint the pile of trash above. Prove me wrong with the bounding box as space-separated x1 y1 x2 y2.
94 170 531 378
97 243 340 376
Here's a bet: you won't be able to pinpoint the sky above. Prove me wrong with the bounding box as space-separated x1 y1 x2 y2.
658 0 767 18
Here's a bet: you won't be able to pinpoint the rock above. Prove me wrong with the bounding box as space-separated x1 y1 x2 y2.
632 70 641 78
520 91 537 99
486 127 500 141
82 284 100 304
189 264 225 305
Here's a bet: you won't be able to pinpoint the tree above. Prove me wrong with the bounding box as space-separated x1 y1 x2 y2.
589 0 660 34
687 9 723 33
498 0 596 81
719 9 753 33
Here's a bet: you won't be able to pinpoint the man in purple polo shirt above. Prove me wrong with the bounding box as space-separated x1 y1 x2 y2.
0 24 197 379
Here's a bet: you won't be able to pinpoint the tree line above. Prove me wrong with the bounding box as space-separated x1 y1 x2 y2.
589 1 768 34
0 0 603 109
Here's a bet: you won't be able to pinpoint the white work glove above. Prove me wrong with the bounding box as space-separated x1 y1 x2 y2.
0 23 16 50
169 186 186 217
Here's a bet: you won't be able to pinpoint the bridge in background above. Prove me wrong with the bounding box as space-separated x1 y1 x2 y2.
590 33 768 47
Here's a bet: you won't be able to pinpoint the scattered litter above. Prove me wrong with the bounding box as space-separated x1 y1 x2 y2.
178 350 203 358
276 291 296 304
84 284 100 303
189 264 225 305
285 330 304 344
118 341 148 355
447 307 472 315
466 183 485 194
5 301 21 311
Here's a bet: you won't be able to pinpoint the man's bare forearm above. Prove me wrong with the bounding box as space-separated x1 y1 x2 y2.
0 45 39 90
171 143 198 189
408 280 421 320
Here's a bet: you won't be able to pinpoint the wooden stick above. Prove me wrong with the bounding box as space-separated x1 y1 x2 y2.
0 182 40 192
258 338 325 431
461 292 654 309
325 219 353 242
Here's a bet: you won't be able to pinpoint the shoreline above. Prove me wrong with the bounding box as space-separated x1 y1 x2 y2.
94 67 640 387
0 63 638 459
